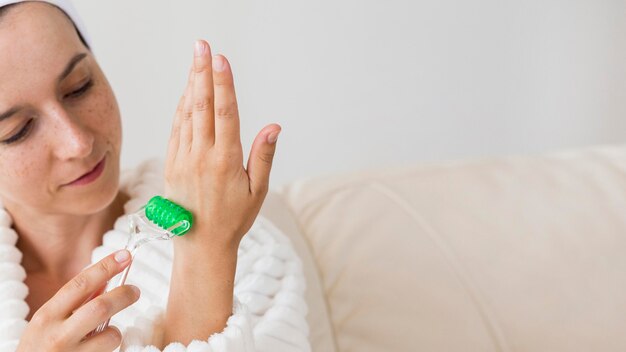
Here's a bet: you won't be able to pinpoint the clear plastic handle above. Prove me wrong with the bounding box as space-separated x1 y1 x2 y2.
93 209 182 334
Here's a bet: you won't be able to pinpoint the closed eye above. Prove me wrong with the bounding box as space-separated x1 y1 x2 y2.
65 79 94 99
1 118 34 145
1 79 94 145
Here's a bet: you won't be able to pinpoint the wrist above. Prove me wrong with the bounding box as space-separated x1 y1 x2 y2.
173 233 239 257
164 240 236 346
172 234 238 272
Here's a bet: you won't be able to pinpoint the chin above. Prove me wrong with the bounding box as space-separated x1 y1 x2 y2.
70 161 121 215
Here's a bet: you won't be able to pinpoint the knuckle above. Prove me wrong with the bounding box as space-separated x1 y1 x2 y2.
46 329 70 349
214 76 232 87
213 155 234 175
88 298 111 318
258 151 275 165
69 274 89 293
194 97 213 112
193 63 209 74
183 109 194 121
31 308 52 326
215 102 238 120
213 167 229 180
97 258 115 277
215 152 236 166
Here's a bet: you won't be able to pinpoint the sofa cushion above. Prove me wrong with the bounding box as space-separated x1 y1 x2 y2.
260 192 338 352
278 144 626 351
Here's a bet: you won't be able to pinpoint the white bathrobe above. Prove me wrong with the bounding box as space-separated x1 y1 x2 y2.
0 158 311 352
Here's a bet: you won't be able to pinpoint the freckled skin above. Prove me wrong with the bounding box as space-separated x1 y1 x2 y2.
0 2 123 217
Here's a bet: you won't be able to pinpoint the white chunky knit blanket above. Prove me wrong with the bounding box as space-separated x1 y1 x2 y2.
0 158 310 352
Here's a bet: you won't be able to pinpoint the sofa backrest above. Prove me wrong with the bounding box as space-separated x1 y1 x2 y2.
273 144 626 351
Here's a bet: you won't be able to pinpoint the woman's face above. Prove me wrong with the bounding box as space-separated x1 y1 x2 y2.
0 2 122 216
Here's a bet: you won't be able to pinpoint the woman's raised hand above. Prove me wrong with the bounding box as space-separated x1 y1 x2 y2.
164 40 281 251
17 250 139 352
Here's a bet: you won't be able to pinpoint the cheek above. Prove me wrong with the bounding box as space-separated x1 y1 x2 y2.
1 148 43 178
85 87 122 144
0 148 49 199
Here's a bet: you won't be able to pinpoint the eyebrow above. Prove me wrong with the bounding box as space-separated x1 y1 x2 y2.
57 52 88 84
0 52 89 123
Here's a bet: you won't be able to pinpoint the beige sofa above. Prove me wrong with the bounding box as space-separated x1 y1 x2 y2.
259 144 626 352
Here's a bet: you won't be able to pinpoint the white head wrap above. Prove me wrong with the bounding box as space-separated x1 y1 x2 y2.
0 0 91 48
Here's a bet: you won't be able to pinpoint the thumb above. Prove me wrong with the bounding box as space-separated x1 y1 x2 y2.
247 124 281 196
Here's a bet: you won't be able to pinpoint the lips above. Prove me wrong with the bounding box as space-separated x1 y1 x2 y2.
66 156 104 184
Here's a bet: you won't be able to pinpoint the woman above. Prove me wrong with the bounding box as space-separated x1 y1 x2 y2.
0 1 309 351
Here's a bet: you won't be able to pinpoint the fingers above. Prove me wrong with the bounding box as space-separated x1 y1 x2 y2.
77 326 122 352
179 67 195 153
178 40 242 156
247 124 281 196
38 250 132 319
66 285 140 340
168 68 193 163
212 54 243 155
191 39 215 147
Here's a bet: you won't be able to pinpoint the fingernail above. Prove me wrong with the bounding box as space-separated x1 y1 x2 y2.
194 40 206 57
130 285 140 298
114 249 130 263
267 130 281 144
213 55 225 72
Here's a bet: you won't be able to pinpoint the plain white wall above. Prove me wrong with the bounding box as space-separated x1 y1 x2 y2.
73 0 626 188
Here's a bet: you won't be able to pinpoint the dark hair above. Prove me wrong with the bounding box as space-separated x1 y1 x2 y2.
0 2 91 50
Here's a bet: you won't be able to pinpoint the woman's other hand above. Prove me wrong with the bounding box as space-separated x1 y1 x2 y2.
164 39 281 252
17 250 139 352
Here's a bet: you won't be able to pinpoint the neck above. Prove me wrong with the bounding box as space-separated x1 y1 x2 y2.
10 190 129 283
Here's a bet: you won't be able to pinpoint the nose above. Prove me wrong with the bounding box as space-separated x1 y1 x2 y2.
48 105 95 161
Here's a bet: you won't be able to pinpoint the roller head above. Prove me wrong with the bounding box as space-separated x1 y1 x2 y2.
144 195 193 236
